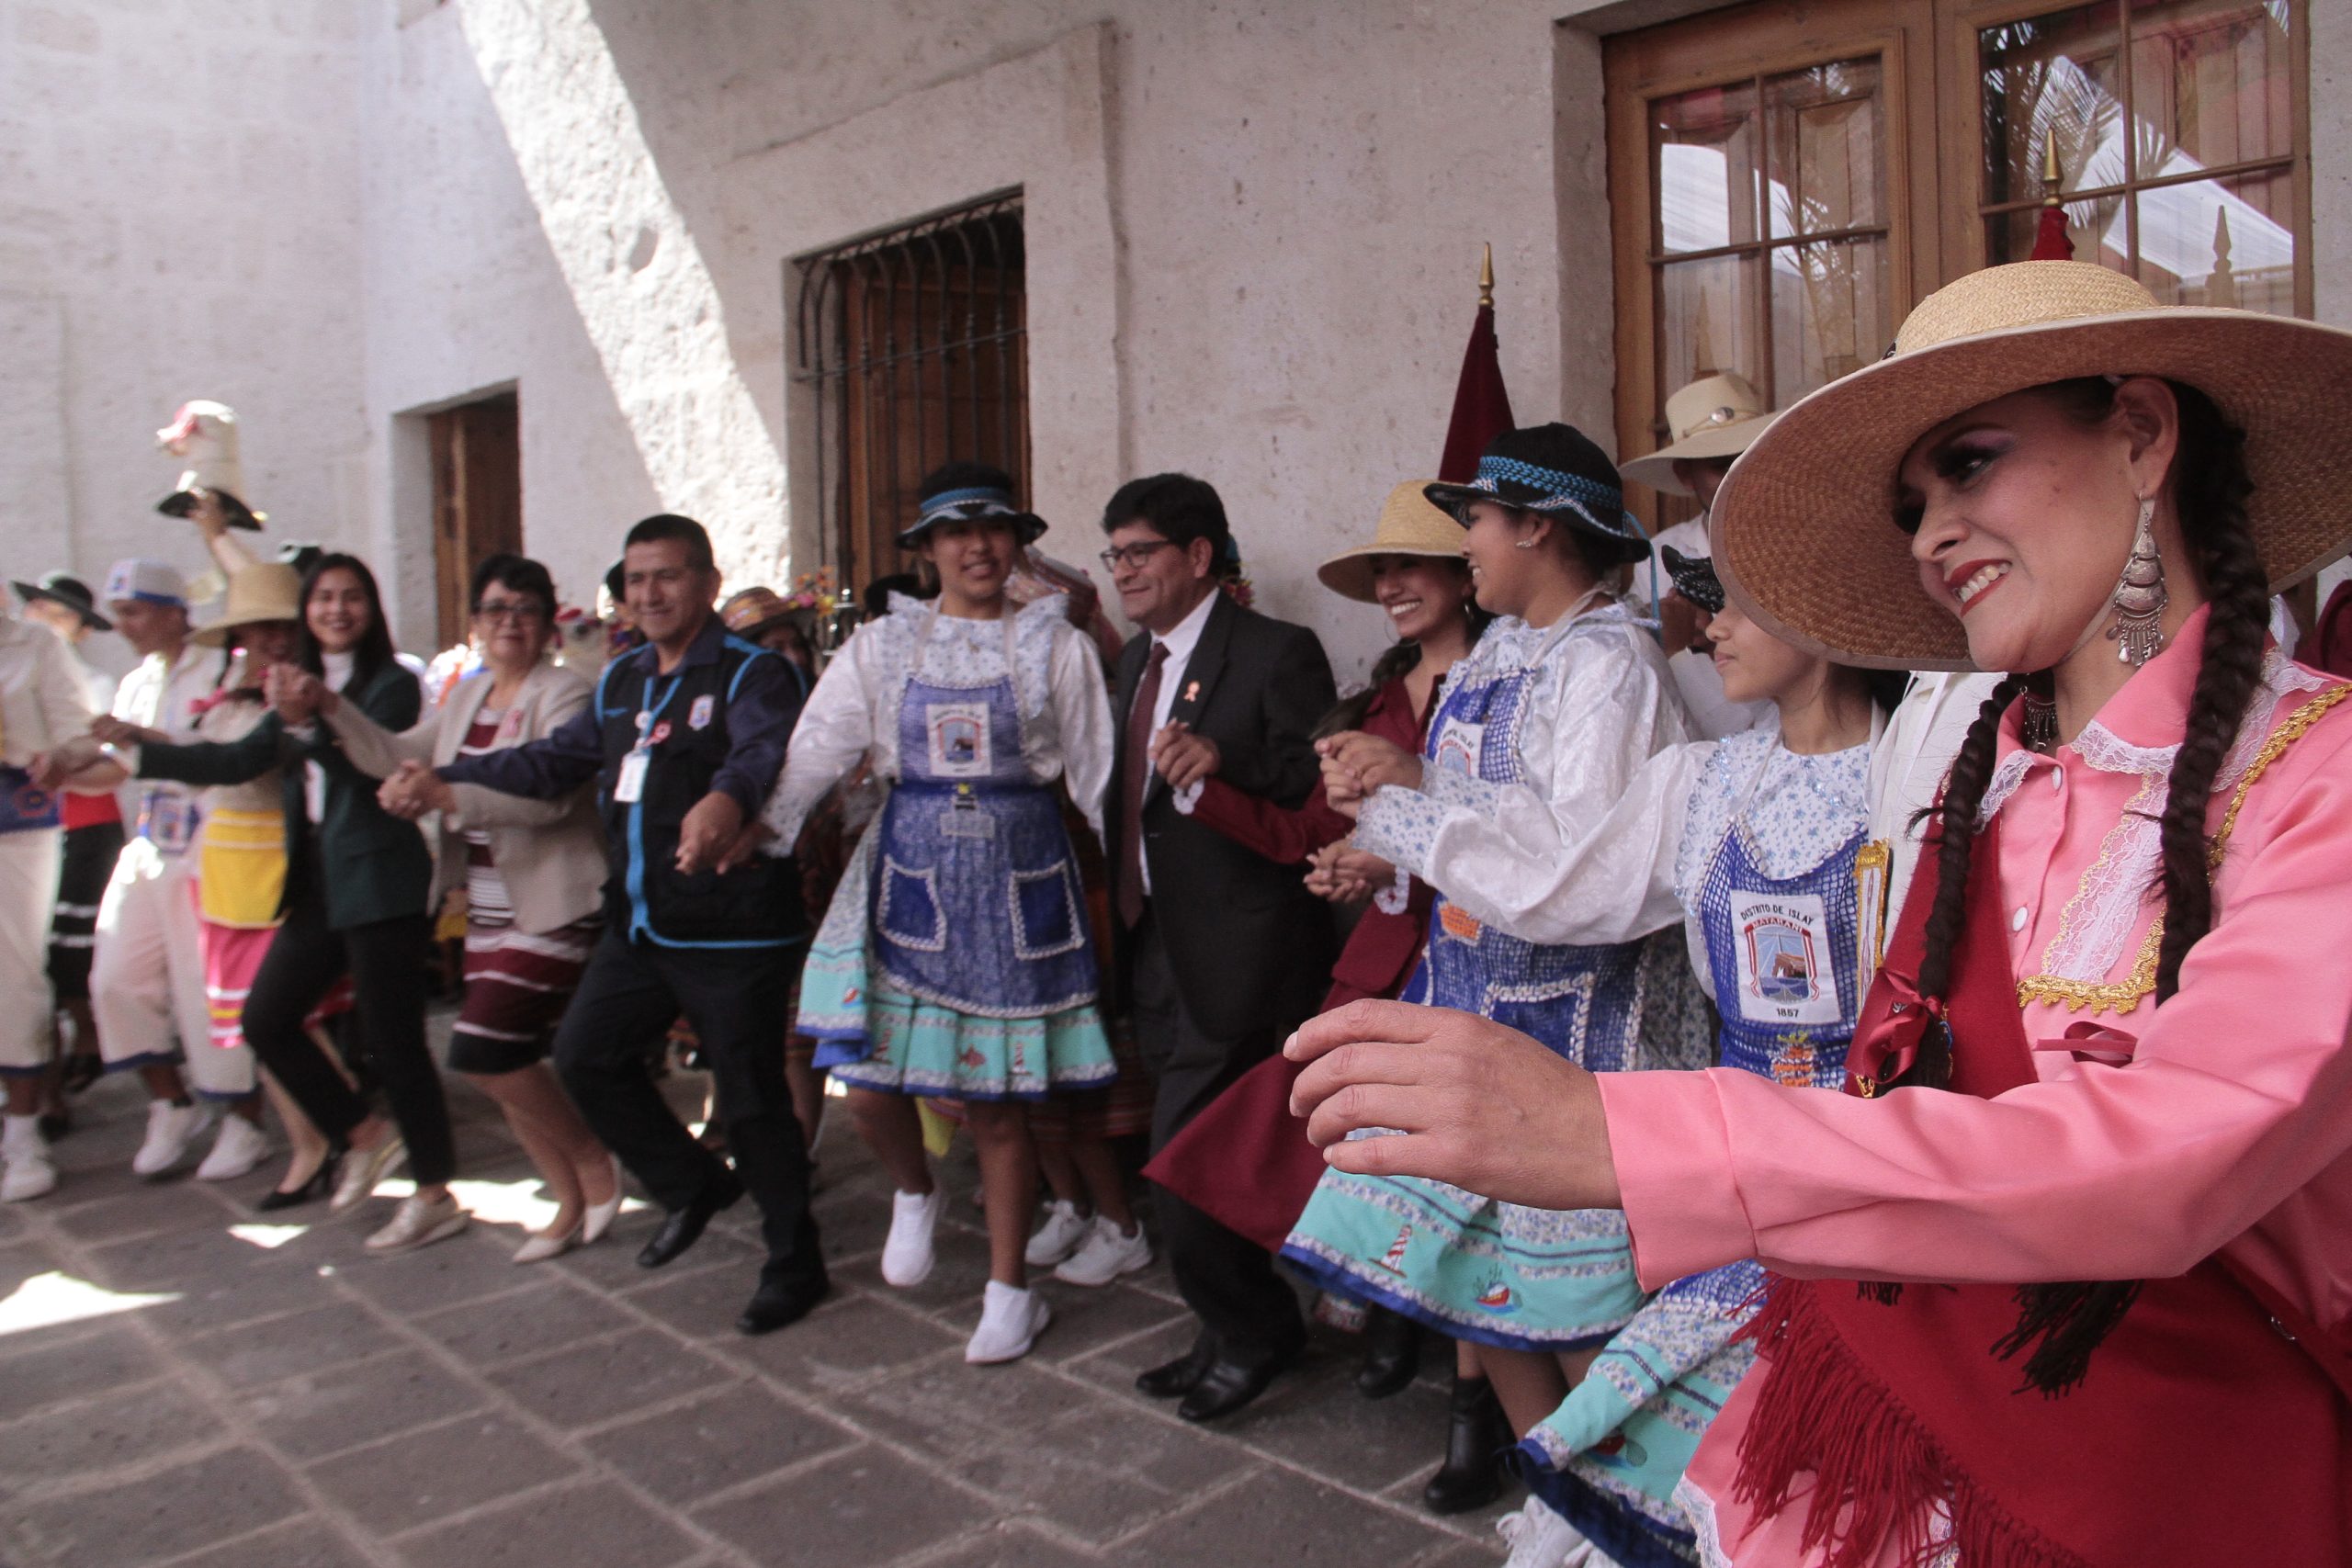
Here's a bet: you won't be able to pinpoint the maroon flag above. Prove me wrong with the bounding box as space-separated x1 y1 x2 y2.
1438 248 1515 481
2031 142 2074 261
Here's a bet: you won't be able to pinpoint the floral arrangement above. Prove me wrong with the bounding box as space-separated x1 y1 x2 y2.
781 567 839 617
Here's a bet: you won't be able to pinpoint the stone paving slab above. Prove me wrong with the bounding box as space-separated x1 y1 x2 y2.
0 1036 1515 1567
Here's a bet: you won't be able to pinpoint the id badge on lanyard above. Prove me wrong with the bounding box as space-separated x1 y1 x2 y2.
616 675 682 805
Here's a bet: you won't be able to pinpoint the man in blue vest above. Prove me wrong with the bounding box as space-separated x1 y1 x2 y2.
420 513 824 1334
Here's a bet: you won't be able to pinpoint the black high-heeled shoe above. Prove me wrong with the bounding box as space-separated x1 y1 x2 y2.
256 1150 342 1213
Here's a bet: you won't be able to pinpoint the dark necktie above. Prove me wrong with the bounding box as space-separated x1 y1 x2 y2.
1117 641 1170 929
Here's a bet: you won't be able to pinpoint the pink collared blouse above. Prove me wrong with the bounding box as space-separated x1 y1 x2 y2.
1594 608 2352 1564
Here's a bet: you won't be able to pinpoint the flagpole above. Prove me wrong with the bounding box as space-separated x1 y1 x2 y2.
1478 243 1493 309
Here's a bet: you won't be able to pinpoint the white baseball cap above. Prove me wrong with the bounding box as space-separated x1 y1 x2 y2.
103 558 189 609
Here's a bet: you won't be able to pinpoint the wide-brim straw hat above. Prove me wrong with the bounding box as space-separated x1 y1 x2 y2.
1317 481 1465 603
191 562 302 647
720 586 795 639
1620 372 1775 496
1711 261 2352 671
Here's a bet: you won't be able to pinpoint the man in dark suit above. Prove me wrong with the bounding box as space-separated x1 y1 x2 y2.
1100 473 1338 1421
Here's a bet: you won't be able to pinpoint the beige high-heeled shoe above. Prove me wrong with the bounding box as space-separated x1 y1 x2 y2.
512 1221 581 1265
580 1154 627 1245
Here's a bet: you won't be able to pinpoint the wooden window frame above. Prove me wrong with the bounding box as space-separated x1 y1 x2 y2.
1940 0 2312 316
789 193 1030 597
1604 0 1942 530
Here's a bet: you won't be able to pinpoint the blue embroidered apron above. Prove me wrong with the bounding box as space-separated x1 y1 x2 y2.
1282 643 1653 1349
869 621 1097 1018
1521 761 1866 1568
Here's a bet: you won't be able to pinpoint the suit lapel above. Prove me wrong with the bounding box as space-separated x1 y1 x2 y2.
440 671 495 767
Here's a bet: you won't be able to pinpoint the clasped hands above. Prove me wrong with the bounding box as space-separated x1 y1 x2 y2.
1283 999 1622 1213
1315 730 1421 820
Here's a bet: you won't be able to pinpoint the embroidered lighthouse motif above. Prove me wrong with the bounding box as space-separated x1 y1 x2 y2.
1373 1222 1413 1274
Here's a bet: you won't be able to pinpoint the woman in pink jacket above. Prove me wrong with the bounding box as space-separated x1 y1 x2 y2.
1289 262 2352 1567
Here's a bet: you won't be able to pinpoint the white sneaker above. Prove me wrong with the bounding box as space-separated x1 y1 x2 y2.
194 1115 269 1181
131 1100 206 1179
880 1188 942 1288
1023 1199 1091 1268
363 1192 471 1254
0 1115 56 1202
1053 1214 1152 1287
1496 1497 1592 1568
964 1279 1052 1364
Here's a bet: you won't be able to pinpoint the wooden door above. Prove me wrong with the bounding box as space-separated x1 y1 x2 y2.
428 392 523 649
1605 0 1942 531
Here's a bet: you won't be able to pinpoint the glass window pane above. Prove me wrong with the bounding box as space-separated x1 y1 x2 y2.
1657 254 1761 420
1654 81 1761 254
1979 6 2126 209
2134 169 2296 314
1764 58 1886 240
1770 238 1890 400
2129 0 2295 176
1984 191 2129 267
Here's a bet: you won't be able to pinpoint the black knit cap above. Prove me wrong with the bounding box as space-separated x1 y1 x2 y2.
1423 423 1649 567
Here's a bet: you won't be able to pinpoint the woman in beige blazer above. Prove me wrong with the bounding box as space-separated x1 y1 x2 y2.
302 556 620 1263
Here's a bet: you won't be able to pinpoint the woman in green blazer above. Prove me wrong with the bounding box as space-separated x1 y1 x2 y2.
119 556 462 1254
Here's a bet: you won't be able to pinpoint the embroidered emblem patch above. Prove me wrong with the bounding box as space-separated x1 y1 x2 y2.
1432 716 1486 778
924 701 991 777
688 694 716 729
1730 890 1838 1026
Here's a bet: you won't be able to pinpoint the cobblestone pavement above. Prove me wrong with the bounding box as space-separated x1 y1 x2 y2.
0 1037 1518 1567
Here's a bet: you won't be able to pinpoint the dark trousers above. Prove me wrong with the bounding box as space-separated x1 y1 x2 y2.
242 871 452 1184
552 931 821 1285
1131 912 1306 1368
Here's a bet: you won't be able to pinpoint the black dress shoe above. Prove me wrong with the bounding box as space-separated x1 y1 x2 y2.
256 1152 341 1213
636 1170 743 1269
1354 1306 1422 1399
736 1271 829 1336
1178 1353 1294 1423
1422 1373 1512 1515
1136 1342 1216 1400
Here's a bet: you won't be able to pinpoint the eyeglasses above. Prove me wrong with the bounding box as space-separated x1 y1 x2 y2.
472 601 548 625
1097 541 1176 572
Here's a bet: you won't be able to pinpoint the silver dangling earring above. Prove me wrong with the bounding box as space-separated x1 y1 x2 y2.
2022 687 2059 752
2109 495 2168 666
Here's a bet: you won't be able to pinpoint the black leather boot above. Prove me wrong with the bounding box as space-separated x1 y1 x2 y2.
1354 1304 1422 1399
1421 1372 1510 1515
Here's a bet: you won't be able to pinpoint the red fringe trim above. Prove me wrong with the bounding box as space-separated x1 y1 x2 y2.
1730 1278 2090 1568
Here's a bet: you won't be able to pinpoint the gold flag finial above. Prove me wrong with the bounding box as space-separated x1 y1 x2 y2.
2042 139 2064 208
1478 243 1495 309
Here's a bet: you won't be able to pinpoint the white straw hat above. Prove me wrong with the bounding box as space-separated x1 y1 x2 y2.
191 563 302 647
1619 373 1775 496
1317 482 1465 603
1711 262 2352 670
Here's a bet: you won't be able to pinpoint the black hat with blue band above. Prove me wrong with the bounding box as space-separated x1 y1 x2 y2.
1423 423 1651 568
898 461 1046 550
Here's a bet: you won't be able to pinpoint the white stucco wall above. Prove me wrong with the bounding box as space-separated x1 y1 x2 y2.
358 0 1589 676
0 0 368 668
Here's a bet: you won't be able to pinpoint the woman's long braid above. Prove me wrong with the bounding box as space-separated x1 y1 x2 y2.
1996 384 2265 1393
2151 396 2265 1000
1884 382 2267 1392
1898 675 2022 1089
